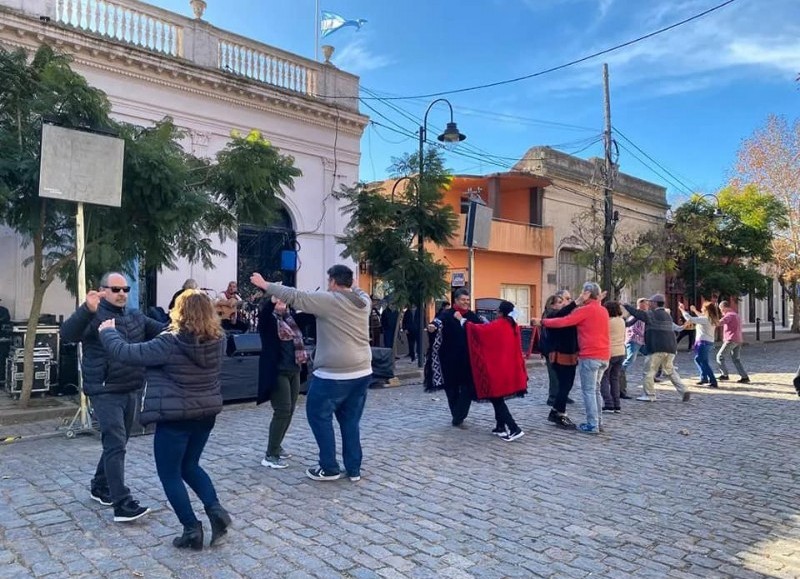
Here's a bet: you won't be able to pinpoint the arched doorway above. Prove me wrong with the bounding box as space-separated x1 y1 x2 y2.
237 205 297 290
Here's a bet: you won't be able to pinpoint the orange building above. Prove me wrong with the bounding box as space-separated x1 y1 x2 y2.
360 172 554 324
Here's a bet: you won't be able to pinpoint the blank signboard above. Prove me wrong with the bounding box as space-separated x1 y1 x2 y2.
39 124 124 207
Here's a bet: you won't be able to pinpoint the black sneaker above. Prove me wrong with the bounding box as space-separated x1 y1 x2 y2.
620 394 632 400
555 414 577 430
113 498 150 522
305 467 342 481
90 488 113 507
547 409 559 423
737 377 750 384
491 426 507 437
718 374 730 381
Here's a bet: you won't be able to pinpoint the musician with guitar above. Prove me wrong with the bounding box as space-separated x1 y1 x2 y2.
216 281 248 332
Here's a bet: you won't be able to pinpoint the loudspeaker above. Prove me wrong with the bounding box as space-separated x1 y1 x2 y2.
464 201 493 249
226 333 262 356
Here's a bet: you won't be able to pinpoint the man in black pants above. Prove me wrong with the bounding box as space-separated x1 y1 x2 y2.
61 272 164 523
402 305 420 362
431 288 483 427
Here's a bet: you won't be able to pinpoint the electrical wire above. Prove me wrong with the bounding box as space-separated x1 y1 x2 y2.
615 141 694 197
328 0 738 101
363 87 599 133
613 126 701 194
367 118 666 222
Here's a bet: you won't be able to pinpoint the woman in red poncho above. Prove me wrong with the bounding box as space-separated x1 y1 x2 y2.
466 300 528 441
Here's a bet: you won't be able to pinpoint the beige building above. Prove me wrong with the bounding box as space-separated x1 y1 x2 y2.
514 147 669 311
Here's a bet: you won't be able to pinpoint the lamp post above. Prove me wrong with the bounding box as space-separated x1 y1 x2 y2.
689 193 722 305
416 99 466 367
390 176 414 204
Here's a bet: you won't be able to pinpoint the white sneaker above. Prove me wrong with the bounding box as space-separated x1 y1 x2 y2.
261 456 288 469
501 430 525 442
636 395 656 402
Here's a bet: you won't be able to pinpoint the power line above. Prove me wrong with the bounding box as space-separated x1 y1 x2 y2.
362 87 599 132
336 0 738 101
361 89 605 168
615 141 693 196
613 126 701 194
367 118 666 222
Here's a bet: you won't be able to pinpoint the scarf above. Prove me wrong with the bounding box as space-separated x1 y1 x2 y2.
454 306 470 316
275 311 308 365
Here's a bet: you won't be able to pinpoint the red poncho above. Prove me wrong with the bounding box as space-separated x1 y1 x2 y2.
466 318 528 400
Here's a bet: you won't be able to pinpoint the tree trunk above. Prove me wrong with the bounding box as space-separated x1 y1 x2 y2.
792 290 800 334
18 280 46 408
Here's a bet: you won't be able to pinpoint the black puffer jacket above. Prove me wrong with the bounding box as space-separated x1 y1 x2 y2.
100 329 224 425
60 300 165 395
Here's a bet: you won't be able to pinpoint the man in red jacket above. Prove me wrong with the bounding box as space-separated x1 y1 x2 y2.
534 282 610 434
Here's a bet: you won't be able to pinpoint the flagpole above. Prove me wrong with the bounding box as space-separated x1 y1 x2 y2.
315 0 320 61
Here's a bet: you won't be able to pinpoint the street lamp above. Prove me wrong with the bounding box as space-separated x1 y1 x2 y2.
390 176 415 205
416 99 466 367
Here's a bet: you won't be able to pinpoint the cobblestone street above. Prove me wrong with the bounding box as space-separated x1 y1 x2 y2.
1 341 799 578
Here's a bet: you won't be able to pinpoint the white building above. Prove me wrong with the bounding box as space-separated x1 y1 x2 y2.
0 0 367 319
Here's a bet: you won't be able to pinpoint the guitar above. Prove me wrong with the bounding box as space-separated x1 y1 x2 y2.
215 296 242 322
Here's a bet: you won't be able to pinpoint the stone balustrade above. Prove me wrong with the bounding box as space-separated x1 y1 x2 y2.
2 0 357 107
55 0 182 56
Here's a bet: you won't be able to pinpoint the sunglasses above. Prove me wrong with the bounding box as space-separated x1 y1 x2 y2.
104 286 131 294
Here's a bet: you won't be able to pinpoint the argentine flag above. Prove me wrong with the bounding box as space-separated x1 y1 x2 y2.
320 11 367 38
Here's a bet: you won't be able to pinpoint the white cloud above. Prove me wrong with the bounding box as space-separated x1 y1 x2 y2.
522 0 800 99
331 37 391 74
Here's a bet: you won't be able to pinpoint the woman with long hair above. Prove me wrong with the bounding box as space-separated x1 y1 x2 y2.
679 301 721 388
257 296 307 469
99 290 231 551
465 300 528 441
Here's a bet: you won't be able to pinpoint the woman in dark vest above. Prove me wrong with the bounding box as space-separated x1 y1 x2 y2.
99 290 230 551
257 296 307 469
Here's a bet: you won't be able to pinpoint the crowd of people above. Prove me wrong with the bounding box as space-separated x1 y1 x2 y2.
62 268 767 551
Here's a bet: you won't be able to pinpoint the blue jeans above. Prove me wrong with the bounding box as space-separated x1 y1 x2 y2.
305 374 371 477
578 359 608 429
153 418 220 527
622 342 644 370
694 341 717 385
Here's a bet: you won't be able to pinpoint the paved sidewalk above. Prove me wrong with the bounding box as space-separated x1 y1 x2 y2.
0 342 798 578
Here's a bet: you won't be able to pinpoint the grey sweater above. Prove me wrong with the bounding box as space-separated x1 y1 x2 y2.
263 284 372 378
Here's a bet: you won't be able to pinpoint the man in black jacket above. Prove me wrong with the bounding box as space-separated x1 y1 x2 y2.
61 272 164 522
431 288 483 426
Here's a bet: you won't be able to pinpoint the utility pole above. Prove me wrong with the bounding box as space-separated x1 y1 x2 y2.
601 63 615 298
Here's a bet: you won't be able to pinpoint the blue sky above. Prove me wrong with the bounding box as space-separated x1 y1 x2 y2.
149 0 799 205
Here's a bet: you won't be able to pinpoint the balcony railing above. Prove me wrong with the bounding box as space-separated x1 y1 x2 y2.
218 39 317 95
44 0 355 103
55 0 183 56
456 216 554 258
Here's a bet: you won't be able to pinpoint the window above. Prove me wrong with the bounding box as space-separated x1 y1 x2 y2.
558 249 587 294
500 285 530 325
529 187 544 226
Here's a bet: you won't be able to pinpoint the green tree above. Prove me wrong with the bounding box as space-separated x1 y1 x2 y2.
669 186 787 304
0 45 301 406
335 148 458 309
570 207 672 299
